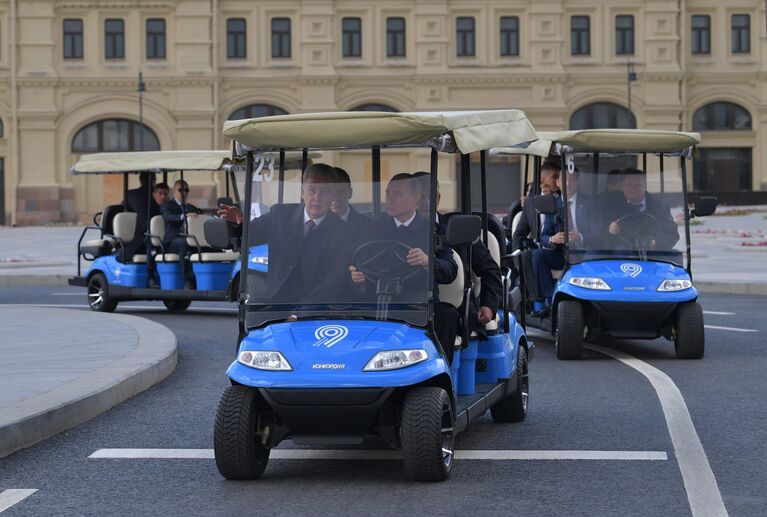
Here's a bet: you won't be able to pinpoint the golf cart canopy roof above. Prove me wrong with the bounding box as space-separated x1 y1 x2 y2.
223 110 538 154
491 129 701 157
71 150 318 175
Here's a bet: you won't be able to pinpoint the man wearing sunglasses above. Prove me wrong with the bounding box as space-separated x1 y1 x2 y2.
162 180 202 288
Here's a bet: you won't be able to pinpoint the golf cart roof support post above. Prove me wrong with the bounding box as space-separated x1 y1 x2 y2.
680 156 693 275
642 152 647 174
372 146 381 219
122 173 129 210
179 170 187 232
428 148 439 331
278 148 286 204
460 153 471 215
523 154 530 191
560 152 570 256
659 153 665 193
480 150 489 247
225 168 230 198
145 170 153 256
228 169 240 203
593 152 599 176
301 148 308 172
592 152 599 196
238 151 255 337
533 156 541 195
163 171 168 185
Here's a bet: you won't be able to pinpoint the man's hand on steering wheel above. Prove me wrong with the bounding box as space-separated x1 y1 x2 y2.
406 247 428 267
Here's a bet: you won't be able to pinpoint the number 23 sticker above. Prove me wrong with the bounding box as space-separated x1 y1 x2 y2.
253 154 275 182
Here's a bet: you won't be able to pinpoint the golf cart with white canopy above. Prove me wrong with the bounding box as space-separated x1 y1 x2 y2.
495 129 717 360
207 110 538 481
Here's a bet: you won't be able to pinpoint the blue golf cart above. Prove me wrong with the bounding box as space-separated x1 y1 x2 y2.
68 150 309 312
496 129 717 360
207 110 538 481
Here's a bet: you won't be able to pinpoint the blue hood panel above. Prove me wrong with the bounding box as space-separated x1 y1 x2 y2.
229 320 448 388
557 260 698 303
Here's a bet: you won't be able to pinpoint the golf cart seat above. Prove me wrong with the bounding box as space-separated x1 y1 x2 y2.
186 215 239 262
510 211 523 238
149 215 180 262
79 204 125 258
110 212 147 263
439 250 466 349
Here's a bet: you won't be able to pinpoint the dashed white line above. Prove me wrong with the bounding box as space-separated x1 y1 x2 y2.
703 311 735 316
0 489 38 513
704 324 758 333
585 343 728 517
89 448 667 461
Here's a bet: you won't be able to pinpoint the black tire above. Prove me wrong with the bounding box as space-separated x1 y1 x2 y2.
491 346 529 422
213 385 270 480
555 300 584 360
87 273 117 312
163 299 192 312
675 302 705 359
400 387 454 481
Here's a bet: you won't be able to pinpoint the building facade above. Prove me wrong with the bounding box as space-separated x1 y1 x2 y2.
1 0 765 224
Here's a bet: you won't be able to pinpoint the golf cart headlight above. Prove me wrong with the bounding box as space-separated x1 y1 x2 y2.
251 256 268 265
363 350 428 371
658 279 692 292
569 277 611 290
238 351 292 371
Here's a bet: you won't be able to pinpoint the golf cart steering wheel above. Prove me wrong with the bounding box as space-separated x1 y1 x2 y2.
352 240 424 285
615 211 659 245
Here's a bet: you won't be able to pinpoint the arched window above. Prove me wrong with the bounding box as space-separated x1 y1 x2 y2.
569 102 636 130
228 103 287 120
350 103 399 112
71 119 160 152
692 102 751 130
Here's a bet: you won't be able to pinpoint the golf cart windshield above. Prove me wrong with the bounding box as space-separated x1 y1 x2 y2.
244 168 434 327
565 157 687 267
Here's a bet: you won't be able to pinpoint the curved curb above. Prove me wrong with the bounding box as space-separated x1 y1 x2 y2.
0 309 177 458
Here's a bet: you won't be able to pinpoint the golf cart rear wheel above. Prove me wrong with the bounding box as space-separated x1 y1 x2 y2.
87 273 117 313
674 302 705 359
214 385 270 480
400 387 454 481
163 299 191 312
556 300 584 360
491 346 528 423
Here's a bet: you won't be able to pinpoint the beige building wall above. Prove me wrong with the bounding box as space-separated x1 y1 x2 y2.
1 0 765 225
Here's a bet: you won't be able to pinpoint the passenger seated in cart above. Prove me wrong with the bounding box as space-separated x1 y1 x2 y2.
331 166 371 232
604 168 679 251
123 172 159 262
162 180 203 288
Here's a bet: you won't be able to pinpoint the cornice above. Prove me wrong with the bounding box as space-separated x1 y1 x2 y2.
17 77 215 88
54 0 178 10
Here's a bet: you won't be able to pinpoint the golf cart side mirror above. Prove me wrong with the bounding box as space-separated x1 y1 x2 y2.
532 194 557 215
446 215 482 246
205 218 237 250
692 196 717 218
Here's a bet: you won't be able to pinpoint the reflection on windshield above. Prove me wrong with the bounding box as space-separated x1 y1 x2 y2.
551 167 686 266
244 164 432 327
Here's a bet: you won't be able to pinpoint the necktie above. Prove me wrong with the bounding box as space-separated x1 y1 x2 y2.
304 219 316 237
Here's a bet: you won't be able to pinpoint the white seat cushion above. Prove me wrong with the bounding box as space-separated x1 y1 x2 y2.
440 250 464 309
113 212 137 241
185 214 213 247
155 254 181 262
453 336 463 349
82 238 113 248
149 215 165 247
190 251 240 262
485 315 500 332
132 254 147 263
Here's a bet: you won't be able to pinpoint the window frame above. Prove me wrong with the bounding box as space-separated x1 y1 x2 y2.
456 16 476 58
615 15 634 56
63 18 84 60
692 102 752 131
226 18 247 59
731 14 750 54
691 15 711 55
341 17 362 58
499 16 520 57
271 17 292 59
145 18 166 60
386 17 406 58
71 119 160 153
570 15 591 56
104 18 125 60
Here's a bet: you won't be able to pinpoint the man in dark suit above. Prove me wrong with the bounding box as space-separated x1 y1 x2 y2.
332 167 372 233
162 180 202 287
605 168 679 251
123 172 158 262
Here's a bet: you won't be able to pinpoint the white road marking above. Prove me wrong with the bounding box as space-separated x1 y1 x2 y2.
0 490 38 513
702 311 735 316
704 324 758 333
50 292 85 296
585 343 728 517
89 448 667 461
9 303 236 314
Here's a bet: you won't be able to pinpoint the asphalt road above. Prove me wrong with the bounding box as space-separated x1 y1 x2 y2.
0 286 765 516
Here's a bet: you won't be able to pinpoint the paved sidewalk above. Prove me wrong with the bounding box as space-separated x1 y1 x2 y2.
0 306 177 458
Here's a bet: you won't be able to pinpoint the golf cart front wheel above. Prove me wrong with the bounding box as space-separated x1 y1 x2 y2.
87 273 117 313
674 302 705 359
214 385 270 480
491 346 528 423
555 300 584 360
400 387 454 481
163 299 191 312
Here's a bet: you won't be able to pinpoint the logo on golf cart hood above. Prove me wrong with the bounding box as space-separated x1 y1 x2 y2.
620 263 643 278
313 325 349 348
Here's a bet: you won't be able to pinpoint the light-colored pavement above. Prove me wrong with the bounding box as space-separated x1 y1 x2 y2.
0 306 177 458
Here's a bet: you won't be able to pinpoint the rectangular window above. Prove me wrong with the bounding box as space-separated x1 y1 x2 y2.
105 19 125 60
342 17 362 58
500 16 520 57
386 17 406 58
732 14 750 53
615 15 634 55
271 18 291 59
227 18 247 59
571 16 590 56
63 18 84 59
691 15 710 54
146 18 166 60
456 17 475 57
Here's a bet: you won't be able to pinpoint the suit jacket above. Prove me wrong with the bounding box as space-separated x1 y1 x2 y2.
343 205 373 233
161 200 201 245
602 193 679 251
124 185 161 257
541 193 601 249
248 204 350 303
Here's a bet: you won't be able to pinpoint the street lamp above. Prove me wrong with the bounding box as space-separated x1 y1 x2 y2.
138 71 146 151
627 61 637 112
